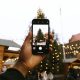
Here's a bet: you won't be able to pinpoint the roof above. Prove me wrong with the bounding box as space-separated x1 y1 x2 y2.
63 58 77 63
73 59 80 63
69 33 80 42
0 39 21 48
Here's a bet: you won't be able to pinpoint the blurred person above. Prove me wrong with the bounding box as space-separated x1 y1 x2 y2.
0 31 53 80
47 72 54 80
2 66 7 73
66 65 77 80
42 71 48 80
38 72 43 80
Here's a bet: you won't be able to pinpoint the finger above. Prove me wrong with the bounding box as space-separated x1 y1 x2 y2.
20 32 32 55
45 32 53 40
50 39 54 44
49 39 53 52
49 47 53 52
36 55 46 61
25 31 32 42
49 33 54 39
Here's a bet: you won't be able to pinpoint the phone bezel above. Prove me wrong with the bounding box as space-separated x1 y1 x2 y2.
32 19 50 55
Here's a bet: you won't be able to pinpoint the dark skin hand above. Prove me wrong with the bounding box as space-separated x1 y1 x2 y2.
14 31 53 77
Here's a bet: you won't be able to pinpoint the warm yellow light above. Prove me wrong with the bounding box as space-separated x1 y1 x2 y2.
41 61 42 63
56 55 59 57
55 53 57 54
2 61 4 63
46 63 48 65
57 58 59 60
75 44 78 46
53 57 54 58
46 67 48 69
57 69 59 71
60 53 61 54
52 67 54 69
41 65 42 67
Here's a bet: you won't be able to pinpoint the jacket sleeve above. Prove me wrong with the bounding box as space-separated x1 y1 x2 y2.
0 68 25 80
0 73 8 80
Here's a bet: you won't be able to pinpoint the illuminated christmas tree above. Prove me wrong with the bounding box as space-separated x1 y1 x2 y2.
37 9 45 19
36 28 44 42
26 9 64 80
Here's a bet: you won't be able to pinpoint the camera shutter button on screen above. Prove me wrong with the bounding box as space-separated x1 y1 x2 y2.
39 46 42 50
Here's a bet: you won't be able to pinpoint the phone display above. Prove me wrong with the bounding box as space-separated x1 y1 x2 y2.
32 19 50 55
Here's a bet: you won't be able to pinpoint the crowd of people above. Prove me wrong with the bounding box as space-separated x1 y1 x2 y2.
26 70 54 80
38 71 54 80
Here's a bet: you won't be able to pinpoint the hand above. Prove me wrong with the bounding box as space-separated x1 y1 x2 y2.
19 31 53 69
14 31 53 76
18 32 43 69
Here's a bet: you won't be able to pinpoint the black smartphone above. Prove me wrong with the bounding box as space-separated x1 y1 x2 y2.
32 19 50 55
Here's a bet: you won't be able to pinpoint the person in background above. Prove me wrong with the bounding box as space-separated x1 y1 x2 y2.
42 71 48 80
47 72 54 80
38 72 43 80
66 65 77 80
2 66 7 73
0 31 53 80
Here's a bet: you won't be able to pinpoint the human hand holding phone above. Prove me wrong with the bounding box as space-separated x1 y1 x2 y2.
14 30 53 77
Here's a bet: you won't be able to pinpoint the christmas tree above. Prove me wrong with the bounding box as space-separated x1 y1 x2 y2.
37 9 45 19
27 9 64 80
36 28 44 42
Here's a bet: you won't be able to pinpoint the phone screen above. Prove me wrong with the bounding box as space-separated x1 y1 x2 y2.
33 24 48 45
32 24 49 54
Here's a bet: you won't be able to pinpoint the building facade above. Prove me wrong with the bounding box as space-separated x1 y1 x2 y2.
0 39 20 73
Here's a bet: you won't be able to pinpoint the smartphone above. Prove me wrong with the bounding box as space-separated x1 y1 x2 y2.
32 19 50 55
